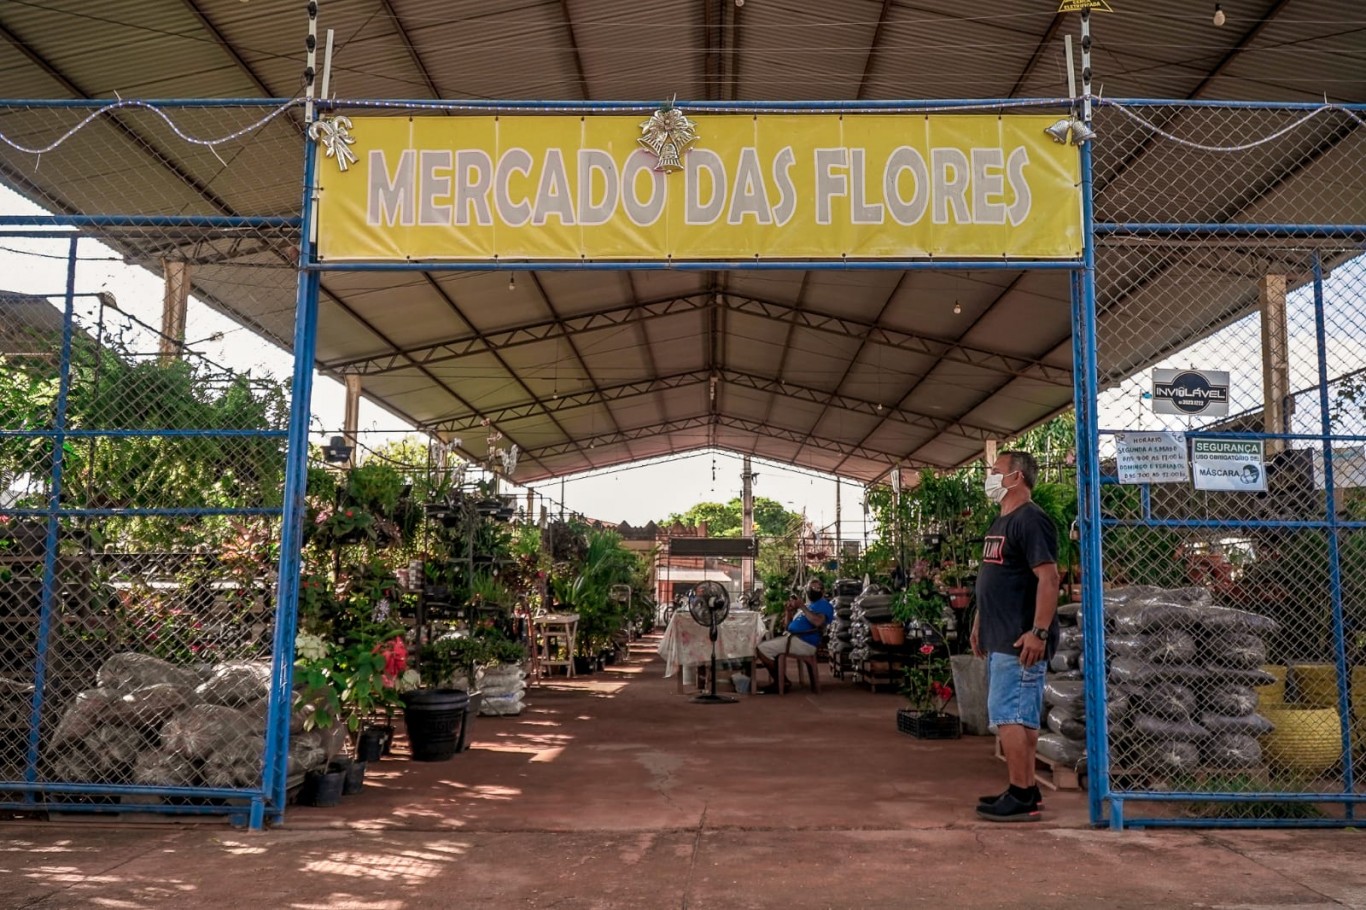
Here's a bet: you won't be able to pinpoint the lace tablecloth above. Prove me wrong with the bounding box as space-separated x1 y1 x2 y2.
657 611 766 678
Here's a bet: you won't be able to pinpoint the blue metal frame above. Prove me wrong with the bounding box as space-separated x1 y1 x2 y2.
309 259 1081 273
258 125 322 829
7 94 1366 832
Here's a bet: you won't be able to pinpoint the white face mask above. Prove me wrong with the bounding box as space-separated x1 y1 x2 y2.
985 470 1016 504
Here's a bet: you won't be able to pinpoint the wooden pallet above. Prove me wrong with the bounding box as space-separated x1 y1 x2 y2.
994 737 1081 791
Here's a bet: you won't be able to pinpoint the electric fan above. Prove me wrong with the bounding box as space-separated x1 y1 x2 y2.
688 580 737 704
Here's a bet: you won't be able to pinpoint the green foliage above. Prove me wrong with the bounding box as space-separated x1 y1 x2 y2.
664 496 803 539
419 627 525 687
891 585 943 628
346 460 406 516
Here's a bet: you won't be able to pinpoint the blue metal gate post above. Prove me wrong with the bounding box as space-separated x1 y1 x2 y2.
256 130 321 830
1311 253 1356 814
1073 137 1112 828
22 236 80 798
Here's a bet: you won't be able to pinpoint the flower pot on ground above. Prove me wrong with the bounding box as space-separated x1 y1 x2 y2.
900 640 958 737
301 766 346 807
401 688 471 762
357 725 386 763
342 759 366 794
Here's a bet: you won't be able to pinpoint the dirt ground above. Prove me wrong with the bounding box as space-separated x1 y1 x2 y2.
4 636 1365 909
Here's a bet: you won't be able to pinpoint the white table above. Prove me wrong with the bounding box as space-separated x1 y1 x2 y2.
657 610 766 693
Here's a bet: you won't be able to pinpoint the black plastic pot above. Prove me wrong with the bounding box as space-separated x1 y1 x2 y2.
402 689 471 762
357 726 386 763
573 655 595 675
302 768 345 807
342 759 366 794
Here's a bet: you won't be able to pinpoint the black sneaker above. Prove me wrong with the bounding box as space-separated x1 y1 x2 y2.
976 791 1042 822
977 785 1043 810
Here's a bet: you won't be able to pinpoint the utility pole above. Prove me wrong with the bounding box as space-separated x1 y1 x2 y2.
741 455 755 594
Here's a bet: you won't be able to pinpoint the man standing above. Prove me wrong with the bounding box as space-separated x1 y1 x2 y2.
972 450 1060 822
756 579 833 693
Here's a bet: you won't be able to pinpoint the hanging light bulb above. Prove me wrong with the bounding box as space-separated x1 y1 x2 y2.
508 272 516 291
953 301 962 315
1212 3 1226 26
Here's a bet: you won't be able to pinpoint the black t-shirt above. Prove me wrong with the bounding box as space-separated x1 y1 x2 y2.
975 501 1059 657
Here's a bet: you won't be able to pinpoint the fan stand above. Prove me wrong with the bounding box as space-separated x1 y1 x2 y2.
692 620 737 705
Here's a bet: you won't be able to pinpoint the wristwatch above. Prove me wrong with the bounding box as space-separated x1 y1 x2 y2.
1029 626 1049 641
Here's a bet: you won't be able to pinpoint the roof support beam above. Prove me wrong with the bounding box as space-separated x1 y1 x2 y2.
379 0 442 97
856 0 895 100
521 414 916 468
423 370 709 434
728 293 1073 387
323 292 710 374
720 371 1007 442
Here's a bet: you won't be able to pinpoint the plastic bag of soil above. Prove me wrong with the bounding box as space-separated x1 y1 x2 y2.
1058 625 1083 651
1107 599 1203 635
121 683 193 730
83 724 145 780
1207 666 1278 687
1036 732 1086 766
201 735 264 788
480 691 526 716
1200 684 1258 717
1107 688 1134 722
97 652 200 692
1130 714 1209 741
1200 632 1267 670
1195 604 1279 634
1200 734 1264 769
1106 635 1150 659
1049 650 1082 673
161 704 259 760
1044 678 1085 709
1056 601 1082 624
1130 739 1200 776
1198 712 1275 736
1147 629 1198 663
1133 681 1197 721
133 750 198 788
51 688 134 744
195 661 271 706
1108 657 1207 685
1047 705 1087 739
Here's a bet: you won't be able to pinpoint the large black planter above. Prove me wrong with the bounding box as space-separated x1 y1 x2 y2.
402 689 471 762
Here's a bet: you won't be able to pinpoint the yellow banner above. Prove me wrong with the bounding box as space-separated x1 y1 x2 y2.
316 115 1082 261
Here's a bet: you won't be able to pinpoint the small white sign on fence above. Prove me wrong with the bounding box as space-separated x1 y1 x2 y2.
1116 431 1189 484
1191 438 1266 492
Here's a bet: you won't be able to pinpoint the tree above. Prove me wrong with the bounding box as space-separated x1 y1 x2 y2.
664 496 801 539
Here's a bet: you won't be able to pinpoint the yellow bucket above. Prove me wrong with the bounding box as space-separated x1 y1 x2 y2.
1288 662 1339 708
1259 703 1343 776
1258 664 1287 706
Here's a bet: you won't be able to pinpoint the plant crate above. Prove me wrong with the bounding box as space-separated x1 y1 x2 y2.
897 709 962 740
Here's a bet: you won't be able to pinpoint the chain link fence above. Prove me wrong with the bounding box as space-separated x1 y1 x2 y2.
0 153 302 821
1084 101 1366 825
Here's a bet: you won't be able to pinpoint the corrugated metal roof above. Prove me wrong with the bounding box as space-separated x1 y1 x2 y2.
2 0 1365 483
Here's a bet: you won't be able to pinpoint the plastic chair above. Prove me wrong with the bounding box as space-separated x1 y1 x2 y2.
775 633 822 695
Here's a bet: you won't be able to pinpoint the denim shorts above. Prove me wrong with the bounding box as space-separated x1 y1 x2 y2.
987 651 1046 730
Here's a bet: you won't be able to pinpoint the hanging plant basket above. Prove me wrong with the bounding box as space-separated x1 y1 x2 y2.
896 708 961 740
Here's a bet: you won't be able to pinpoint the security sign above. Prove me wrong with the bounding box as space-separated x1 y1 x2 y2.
1152 368 1230 417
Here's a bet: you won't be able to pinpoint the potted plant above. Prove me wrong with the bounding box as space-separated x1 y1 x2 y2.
897 641 960 739
937 560 973 610
890 584 942 644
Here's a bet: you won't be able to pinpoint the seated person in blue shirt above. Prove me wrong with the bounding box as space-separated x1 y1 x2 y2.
756 579 833 693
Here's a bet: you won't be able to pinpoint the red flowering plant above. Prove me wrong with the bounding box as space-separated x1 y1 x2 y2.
900 641 955 717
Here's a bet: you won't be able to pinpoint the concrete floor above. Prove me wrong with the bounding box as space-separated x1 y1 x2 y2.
4 636 1366 909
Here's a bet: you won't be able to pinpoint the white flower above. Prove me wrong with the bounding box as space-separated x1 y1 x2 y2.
295 632 329 662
